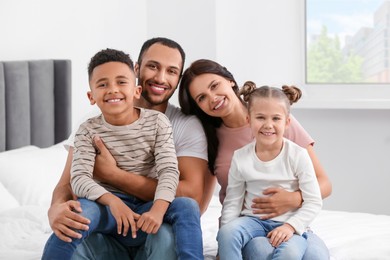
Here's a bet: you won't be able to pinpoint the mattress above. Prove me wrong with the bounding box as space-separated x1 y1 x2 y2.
1 143 390 260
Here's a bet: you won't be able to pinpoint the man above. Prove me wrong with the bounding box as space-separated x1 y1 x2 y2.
48 37 216 259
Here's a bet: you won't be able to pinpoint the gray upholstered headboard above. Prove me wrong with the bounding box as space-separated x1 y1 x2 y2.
0 60 72 152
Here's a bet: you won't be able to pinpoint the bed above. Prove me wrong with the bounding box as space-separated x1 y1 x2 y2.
1 60 390 260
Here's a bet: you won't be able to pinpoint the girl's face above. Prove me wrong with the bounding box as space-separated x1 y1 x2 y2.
248 97 290 148
188 73 237 118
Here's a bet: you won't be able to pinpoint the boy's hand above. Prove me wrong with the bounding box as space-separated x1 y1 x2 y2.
137 200 169 234
267 223 295 247
99 193 140 238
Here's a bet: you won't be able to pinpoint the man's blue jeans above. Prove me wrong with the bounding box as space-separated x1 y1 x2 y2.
42 195 203 260
217 216 307 260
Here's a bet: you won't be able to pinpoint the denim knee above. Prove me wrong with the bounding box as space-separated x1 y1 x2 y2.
165 197 200 221
302 231 330 260
144 223 176 260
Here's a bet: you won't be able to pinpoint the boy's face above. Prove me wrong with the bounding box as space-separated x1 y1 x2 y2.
135 43 182 107
88 61 141 118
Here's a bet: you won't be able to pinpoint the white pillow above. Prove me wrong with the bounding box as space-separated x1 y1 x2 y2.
0 142 68 208
0 182 20 213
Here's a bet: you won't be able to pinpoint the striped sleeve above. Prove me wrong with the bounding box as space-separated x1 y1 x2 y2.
70 122 108 200
153 112 179 202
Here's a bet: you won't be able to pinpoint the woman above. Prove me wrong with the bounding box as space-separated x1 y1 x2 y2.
178 59 332 259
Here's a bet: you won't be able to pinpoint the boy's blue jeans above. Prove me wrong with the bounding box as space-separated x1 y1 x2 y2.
42 194 203 260
217 216 308 260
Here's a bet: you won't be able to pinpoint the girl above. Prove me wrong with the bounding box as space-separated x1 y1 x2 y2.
217 85 322 259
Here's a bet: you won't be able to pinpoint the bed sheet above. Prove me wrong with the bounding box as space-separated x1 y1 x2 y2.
1 144 390 260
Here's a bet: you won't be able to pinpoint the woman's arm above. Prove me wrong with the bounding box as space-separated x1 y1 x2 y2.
251 145 332 219
306 145 332 199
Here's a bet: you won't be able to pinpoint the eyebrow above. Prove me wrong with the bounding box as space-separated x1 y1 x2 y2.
94 75 129 85
147 60 181 71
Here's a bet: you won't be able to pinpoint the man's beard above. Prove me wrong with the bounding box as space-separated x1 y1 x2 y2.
141 88 170 106
138 76 175 106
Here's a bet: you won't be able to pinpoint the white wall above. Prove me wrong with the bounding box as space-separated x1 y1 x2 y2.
0 0 146 127
1 0 389 215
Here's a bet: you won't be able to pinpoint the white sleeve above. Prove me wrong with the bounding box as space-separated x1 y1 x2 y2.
173 116 208 161
286 149 323 235
220 153 245 226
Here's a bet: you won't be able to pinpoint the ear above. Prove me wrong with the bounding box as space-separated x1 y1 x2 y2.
134 63 140 77
285 115 291 128
87 91 96 105
246 113 250 124
230 80 235 88
133 85 142 100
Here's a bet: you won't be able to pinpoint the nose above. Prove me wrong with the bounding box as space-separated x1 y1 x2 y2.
154 69 166 84
264 119 272 128
210 93 218 103
108 83 119 93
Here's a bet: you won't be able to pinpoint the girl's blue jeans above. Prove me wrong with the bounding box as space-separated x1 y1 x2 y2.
217 216 308 260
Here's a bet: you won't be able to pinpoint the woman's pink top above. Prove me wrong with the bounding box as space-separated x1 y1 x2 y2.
214 114 314 204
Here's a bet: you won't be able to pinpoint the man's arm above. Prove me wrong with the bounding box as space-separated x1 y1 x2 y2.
93 136 213 214
201 168 217 214
48 147 90 242
174 156 212 213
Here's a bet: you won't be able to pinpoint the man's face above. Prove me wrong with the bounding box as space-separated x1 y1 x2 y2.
135 43 183 107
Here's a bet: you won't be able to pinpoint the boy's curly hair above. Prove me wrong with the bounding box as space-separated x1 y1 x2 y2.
88 48 134 79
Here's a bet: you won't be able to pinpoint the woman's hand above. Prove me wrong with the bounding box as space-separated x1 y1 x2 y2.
251 187 302 220
48 200 90 242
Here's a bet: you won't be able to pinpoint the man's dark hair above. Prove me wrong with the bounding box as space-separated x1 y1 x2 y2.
88 48 134 79
137 37 186 75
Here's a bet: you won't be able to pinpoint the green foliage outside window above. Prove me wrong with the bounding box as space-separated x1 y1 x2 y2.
307 26 364 84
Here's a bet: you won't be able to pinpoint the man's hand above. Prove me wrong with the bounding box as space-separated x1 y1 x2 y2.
251 188 302 220
48 200 90 242
93 135 117 182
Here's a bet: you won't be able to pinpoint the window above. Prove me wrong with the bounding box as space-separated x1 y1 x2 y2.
305 0 390 84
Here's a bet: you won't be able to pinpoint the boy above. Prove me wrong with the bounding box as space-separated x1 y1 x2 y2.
42 48 203 259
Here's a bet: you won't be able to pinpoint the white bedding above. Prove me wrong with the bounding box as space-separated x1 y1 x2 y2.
1 144 390 260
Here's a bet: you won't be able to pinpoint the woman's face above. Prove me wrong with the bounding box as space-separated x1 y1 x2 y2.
188 73 237 117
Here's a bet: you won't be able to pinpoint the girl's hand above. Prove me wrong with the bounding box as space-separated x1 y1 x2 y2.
251 187 302 219
267 223 294 247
